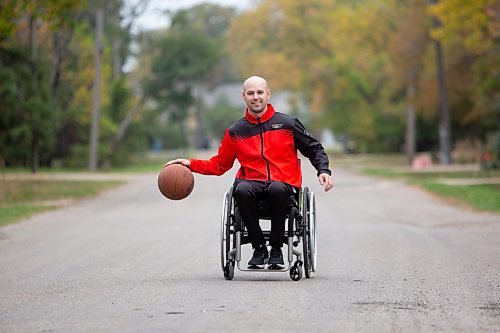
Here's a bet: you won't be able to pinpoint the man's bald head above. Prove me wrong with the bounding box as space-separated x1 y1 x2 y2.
242 76 271 116
243 76 269 92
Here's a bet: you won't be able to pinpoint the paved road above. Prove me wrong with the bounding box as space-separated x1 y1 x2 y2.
1 163 499 332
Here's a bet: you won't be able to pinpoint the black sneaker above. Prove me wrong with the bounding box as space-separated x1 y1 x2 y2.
268 247 285 269
248 245 269 269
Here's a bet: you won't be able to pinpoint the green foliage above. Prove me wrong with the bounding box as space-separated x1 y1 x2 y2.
143 25 222 149
203 100 243 140
106 78 130 123
0 0 151 169
145 32 220 103
0 1 19 42
0 47 57 166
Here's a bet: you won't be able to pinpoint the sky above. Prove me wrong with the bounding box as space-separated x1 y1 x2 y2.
129 0 251 32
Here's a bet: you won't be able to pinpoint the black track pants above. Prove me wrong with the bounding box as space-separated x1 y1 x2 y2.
233 180 293 248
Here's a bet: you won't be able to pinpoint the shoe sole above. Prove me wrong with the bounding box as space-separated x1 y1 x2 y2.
248 258 269 269
268 263 285 270
268 258 284 266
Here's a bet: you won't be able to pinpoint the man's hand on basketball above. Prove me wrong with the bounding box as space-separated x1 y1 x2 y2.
164 158 191 168
318 173 333 192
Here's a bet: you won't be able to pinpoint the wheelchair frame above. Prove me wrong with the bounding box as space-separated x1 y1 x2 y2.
220 186 317 281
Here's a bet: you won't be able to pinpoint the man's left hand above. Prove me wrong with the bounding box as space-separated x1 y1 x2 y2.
318 173 333 192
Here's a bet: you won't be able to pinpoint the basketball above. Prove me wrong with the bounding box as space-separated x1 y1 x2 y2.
158 164 194 200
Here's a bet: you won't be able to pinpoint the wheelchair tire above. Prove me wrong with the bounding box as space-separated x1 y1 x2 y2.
224 263 234 280
220 189 234 273
289 262 303 281
309 191 317 273
302 189 317 278
301 188 311 278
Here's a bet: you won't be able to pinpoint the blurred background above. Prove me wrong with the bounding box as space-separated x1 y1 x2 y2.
0 0 499 171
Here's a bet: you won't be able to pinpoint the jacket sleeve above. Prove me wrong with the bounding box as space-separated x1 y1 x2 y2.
292 118 331 176
189 129 236 176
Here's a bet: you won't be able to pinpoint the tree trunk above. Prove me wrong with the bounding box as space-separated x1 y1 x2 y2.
29 14 39 173
430 0 452 164
405 73 416 164
89 8 104 170
112 38 121 80
31 140 39 174
110 106 137 152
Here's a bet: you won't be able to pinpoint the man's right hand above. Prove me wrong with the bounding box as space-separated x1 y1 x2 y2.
163 158 191 168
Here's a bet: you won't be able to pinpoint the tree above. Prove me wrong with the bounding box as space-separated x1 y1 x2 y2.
143 30 220 148
0 0 82 171
0 47 55 168
140 4 237 149
228 0 405 152
388 0 429 162
429 0 499 165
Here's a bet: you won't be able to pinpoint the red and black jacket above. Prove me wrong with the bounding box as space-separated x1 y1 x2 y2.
189 104 331 188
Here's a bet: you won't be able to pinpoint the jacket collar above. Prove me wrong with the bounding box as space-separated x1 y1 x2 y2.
245 104 275 124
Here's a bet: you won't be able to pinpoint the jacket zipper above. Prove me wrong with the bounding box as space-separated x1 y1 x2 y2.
257 117 271 181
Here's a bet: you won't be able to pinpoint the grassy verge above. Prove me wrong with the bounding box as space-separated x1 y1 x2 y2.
362 166 500 213
0 179 125 227
419 183 499 212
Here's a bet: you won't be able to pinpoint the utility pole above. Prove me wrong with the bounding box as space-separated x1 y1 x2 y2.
429 0 452 164
89 8 103 170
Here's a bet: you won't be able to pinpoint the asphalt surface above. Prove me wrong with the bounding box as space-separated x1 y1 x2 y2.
1 163 499 332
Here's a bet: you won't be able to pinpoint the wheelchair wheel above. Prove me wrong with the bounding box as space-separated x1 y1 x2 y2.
308 191 317 273
220 188 235 275
301 188 317 278
289 262 303 281
223 262 234 280
301 188 311 278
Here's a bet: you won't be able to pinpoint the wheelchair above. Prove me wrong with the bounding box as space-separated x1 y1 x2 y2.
220 185 317 281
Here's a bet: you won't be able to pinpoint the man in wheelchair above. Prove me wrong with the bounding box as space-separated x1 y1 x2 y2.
165 75 333 270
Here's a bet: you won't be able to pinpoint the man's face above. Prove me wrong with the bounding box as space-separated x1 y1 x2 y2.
242 81 270 115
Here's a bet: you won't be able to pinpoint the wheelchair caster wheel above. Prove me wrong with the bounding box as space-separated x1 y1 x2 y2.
223 263 234 280
289 262 302 281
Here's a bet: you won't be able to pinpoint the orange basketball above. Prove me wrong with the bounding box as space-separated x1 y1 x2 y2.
158 164 194 200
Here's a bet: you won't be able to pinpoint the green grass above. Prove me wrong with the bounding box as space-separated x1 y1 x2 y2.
0 179 125 227
420 183 500 212
362 166 500 213
363 167 401 178
0 204 56 227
